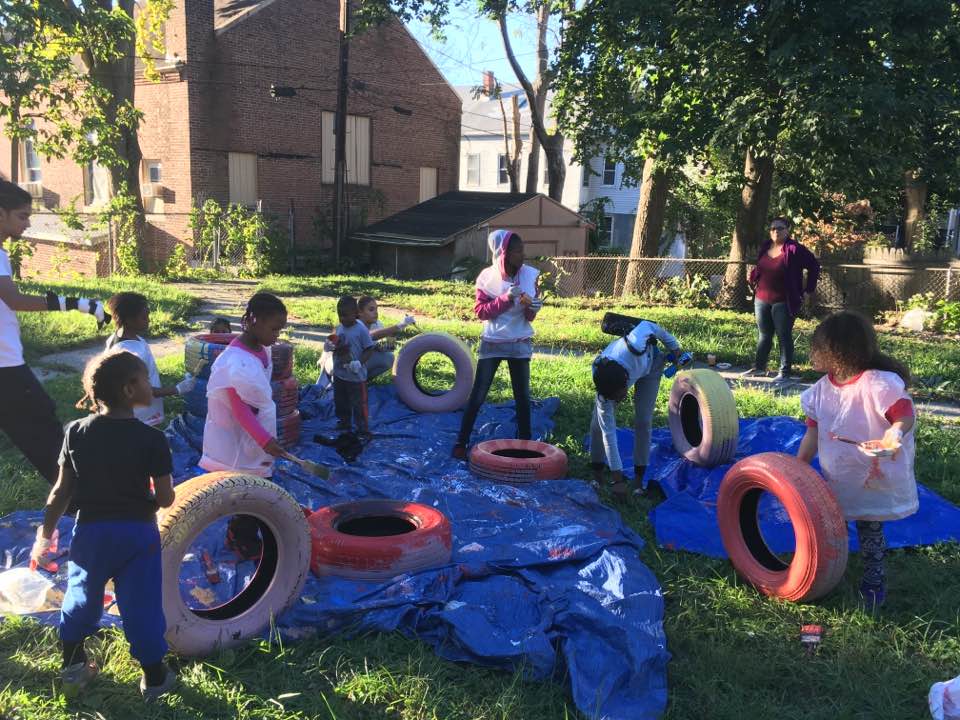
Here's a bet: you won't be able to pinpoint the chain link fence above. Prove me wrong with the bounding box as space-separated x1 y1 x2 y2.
534 255 960 313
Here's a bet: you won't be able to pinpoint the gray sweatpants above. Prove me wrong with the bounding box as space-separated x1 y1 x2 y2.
365 349 394 381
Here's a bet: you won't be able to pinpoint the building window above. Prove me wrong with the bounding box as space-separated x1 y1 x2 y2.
24 121 41 183
598 215 614 246
582 162 590 187
466 154 480 186
228 152 258 207
144 160 162 183
321 111 371 186
498 154 508 185
419 167 438 203
602 158 616 186
83 133 108 207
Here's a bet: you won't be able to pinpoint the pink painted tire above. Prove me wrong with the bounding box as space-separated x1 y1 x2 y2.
308 500 452 580
271 342 294 381
469 439 568 483
392 333 475 413
717 452 849 602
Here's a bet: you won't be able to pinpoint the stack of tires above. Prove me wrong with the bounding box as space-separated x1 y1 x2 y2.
183 333 301 448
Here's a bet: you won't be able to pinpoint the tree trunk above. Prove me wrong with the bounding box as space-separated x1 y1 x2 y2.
498 11 565 202
90 0 147 270
721 147 774 308
903 169 927 253
511 94 523 192
9 140 19 185
498 95 519 192
622 157 670 297
524 3 550 194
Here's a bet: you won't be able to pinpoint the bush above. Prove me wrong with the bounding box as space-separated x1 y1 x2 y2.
644 274 713 308
188 200 288 276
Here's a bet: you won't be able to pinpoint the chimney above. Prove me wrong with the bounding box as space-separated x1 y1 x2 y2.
483 70 496 95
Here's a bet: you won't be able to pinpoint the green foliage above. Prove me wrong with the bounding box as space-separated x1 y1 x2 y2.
161 242 190 278
189 200 288 276
578 196 614 253
1 239 33 279
644 274 713 308
906 293 960 334
664 161 739 258
100 190 142 276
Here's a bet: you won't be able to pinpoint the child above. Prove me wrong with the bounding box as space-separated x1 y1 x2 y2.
0 179 109 485
797 310 916 608
452 230 542 459
590 319 684 500
31 349 177 700
77 292 195 426
209 317 232 334
200 292 287 476
200 293 287 561
326 296 375 436
357 295 415 381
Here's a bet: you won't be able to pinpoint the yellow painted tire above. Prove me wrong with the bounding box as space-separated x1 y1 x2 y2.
667 369 739 467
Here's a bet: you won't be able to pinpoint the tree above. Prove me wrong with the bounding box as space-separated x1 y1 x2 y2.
0 2 129 182
473 82 523 192
523 2 549 193
556 0 960 303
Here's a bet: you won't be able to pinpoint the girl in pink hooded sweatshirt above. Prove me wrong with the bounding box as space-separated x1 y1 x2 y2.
452 230 543 459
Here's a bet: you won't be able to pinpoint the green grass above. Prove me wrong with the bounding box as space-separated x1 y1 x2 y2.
16 277 200 363
3 275 960 718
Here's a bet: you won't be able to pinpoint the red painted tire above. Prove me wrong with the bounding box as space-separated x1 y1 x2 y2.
276 409 301 449
392 332 475 413
469 439 568 483
668 369 739 467
184 333 236 380
272 376 299 417
717 452 849 602
308 500 452 580
271 342 294 381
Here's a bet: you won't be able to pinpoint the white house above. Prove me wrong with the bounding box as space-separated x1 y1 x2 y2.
457 75 640 250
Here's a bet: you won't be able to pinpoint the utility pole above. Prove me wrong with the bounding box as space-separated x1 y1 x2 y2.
333 0 349 264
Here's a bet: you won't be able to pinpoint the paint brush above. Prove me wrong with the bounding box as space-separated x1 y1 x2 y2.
281 451 331 479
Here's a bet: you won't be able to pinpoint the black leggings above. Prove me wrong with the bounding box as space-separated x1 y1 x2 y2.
0 364 63 484
457 357 530 446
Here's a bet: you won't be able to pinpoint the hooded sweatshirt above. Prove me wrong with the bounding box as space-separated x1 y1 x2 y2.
474 229 539 343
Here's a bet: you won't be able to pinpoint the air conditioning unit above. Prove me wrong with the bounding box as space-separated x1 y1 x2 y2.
19 182 43 199
142 182 164 198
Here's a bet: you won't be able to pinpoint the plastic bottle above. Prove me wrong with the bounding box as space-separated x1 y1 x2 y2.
663 351 693 379
0 568 54 614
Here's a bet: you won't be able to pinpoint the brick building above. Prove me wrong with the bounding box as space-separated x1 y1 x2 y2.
0 0 461 275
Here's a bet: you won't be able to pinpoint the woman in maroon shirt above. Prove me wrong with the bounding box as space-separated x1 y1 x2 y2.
744 217 820 383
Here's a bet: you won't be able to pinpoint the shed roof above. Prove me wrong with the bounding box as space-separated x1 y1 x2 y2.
353 191 541 247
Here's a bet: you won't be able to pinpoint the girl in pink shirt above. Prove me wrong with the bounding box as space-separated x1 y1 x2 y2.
797 311 916 608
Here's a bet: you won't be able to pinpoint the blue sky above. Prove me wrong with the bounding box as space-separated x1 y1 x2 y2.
407 7 558 90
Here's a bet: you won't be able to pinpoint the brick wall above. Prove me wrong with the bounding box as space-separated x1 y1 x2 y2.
19 239 110 280
2 0 461 268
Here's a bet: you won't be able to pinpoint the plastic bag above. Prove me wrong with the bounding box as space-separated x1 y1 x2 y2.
930 676 960 720
0 567 54 614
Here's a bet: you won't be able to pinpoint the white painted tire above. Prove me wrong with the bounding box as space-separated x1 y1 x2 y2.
158 472 311 656
392 332 475 413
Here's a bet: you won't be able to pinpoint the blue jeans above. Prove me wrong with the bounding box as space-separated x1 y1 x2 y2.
60 520 167 666
457 357 531 445
754 299 795 374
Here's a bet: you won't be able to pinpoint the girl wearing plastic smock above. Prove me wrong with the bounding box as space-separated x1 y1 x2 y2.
452 230 543 459
797 311 917 609
200 292 288 560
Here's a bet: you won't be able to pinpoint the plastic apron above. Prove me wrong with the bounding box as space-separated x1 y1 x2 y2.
199 344 277 478
800 369 918 521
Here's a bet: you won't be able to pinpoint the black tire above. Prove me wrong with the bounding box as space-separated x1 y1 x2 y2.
667 369 739 467
158 472 311 656
392 332 475 413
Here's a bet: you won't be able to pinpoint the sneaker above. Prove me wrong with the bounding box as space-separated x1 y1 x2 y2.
61 660 98 698
739 367 766 378
140 665 178 702
772 373 799 385
451 444 467 460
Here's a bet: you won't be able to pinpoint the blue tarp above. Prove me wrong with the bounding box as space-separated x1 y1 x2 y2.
594 416 960 557
0 384 669 720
